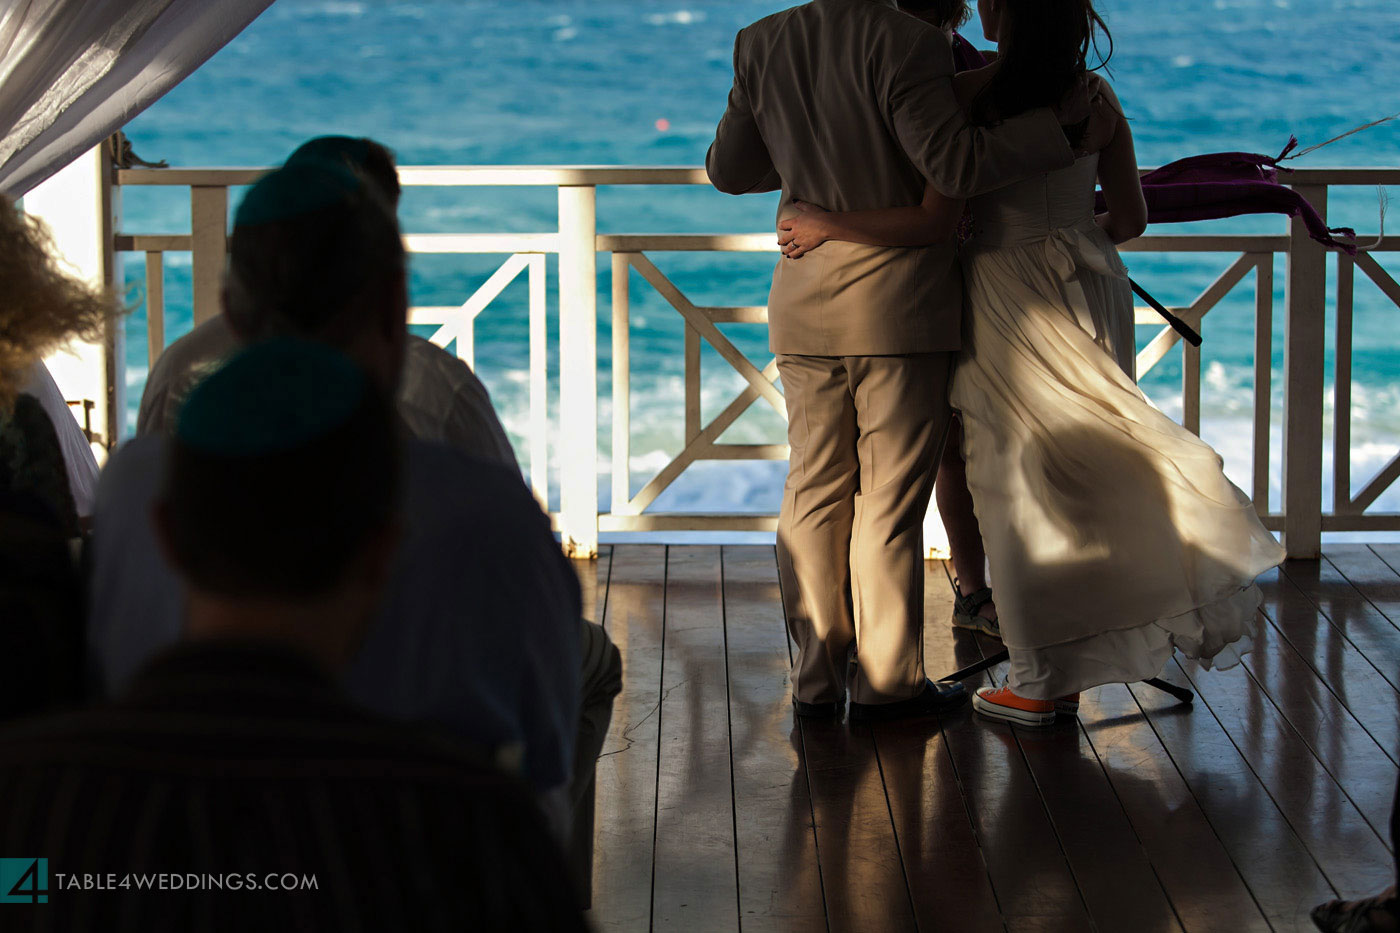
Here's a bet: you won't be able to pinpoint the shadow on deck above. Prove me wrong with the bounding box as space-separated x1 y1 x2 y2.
578 544 1399 932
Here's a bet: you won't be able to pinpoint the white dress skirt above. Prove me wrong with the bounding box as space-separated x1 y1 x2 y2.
950 155 1286 700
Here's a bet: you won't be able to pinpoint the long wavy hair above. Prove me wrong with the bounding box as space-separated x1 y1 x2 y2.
0 197 119 411
968 0 1113 127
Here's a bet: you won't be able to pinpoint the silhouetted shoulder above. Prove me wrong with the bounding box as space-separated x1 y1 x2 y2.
867 6 956 84
1085 71 1124 116
402 438 544 525
399 437 582 621
738 3 802 39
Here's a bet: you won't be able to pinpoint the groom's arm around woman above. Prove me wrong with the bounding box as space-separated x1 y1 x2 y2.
707 2 1081 205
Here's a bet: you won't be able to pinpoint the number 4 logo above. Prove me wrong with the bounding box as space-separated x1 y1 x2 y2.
0 859 48 905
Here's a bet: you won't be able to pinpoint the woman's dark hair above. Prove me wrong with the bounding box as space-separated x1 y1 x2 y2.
968 0 1113 127
898 0 971 32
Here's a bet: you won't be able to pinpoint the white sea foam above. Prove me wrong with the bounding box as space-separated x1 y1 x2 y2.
483 370 1400 518
313 2 365 16
644 11 705 26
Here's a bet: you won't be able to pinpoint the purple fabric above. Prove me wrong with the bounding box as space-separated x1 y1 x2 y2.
1095 139 1356 253
951 32 988 73
948 34 1354 253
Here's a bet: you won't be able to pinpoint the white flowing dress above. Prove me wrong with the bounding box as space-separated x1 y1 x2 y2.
951 154 1287 699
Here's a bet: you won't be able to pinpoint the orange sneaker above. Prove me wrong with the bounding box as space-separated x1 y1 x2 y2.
1055 693 1080 716
973 686 1056 726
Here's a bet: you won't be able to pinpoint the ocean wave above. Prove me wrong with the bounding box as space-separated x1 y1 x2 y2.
481 370 1400 517
308 1 365 17
644 10 705 26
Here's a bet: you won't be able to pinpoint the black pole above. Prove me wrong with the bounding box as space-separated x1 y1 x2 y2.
941 650 1008 684
938 649 1194 705
1131 278 1203 347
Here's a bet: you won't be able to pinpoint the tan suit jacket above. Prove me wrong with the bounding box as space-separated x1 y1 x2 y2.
707 0 1074 356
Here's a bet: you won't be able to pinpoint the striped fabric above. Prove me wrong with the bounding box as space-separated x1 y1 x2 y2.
0 641 586 931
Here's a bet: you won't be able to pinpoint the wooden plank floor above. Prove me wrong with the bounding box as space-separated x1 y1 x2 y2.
582 545 1399 932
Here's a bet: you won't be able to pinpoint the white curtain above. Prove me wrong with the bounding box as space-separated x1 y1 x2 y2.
0 0 275 198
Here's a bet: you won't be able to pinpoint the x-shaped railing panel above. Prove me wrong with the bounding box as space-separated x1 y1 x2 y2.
408 251 549 506
611 252 787 516
1335 251 1400 515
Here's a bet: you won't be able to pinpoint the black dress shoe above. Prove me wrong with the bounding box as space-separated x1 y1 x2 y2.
848 679 969 723
792 696 843 719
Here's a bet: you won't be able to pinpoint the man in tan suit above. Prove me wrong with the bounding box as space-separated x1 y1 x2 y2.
707 0 1096 721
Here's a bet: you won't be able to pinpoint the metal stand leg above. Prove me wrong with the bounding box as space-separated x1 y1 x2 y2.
938 649 1194 705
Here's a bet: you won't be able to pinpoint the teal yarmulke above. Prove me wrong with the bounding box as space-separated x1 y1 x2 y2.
175 338 368 457
233 160 363 228
285 136 371 170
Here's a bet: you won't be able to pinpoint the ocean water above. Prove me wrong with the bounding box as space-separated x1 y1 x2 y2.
117 0 1400 517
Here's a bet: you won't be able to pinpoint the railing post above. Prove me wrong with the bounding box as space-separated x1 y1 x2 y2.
557 185 599 559
26 143 123 454
1281 184 1327 558
611 253 632 517
1251 254 1274 516
190 185 228 326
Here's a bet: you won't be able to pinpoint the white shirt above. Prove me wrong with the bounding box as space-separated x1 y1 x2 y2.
137 316 517 468
22 361 99 518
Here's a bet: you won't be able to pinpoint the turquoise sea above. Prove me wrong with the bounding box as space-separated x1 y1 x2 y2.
117 0 1400 516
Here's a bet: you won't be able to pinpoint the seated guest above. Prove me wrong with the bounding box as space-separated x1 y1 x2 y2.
0 196 117 718
87 155 620 890
22 360 101 521
0 340 585 929
135 135 516 468
0 195 115 535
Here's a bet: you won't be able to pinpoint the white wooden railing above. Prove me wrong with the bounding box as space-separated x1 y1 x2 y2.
109 165 1400 559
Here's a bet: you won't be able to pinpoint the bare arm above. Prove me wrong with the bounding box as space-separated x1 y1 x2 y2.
1093 82 1147 244
777 185 964 259
706 30 782 195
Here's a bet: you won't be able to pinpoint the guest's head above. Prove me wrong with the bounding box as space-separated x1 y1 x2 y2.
0 196 117 411
222 143 408 391
898 0 970 33
969 0 1112 122
286 136 403 205
154 338 401 670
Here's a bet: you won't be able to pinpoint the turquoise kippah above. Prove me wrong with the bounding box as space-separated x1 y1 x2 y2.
285 135 371 171
233 159 363 228
175 338 367 456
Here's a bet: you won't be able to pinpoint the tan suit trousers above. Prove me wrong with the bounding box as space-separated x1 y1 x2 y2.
777 352 954 706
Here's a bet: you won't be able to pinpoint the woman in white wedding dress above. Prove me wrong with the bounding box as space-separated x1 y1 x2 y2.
778 0 1286 726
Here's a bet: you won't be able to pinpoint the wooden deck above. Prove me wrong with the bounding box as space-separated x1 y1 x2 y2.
577 544 1399 933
